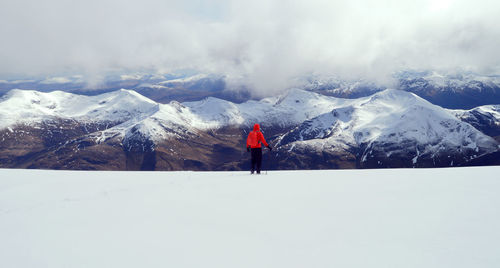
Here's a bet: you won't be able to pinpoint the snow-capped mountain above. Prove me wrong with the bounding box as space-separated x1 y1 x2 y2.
0 89 158 129
0 88 498 170
275 89 498 168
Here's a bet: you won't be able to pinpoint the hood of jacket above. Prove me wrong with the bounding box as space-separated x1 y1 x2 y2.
253 123 260 131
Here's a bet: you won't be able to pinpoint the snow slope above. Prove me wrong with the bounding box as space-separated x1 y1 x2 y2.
1 167 500 268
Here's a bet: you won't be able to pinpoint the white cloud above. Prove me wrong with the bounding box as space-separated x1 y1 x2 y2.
0 0 499 95
40 77 73 84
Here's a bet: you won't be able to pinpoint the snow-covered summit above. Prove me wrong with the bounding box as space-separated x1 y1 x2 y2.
158 74 209 84
0 89 158 129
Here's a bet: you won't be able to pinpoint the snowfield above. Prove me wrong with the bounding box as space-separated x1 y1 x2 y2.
1 167 499 268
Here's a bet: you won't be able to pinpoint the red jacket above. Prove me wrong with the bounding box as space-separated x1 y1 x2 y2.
247 123 269 149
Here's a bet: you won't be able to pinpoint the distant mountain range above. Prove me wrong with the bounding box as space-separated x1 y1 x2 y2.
0 73 249 104
1 87 498 170
2 70 500 109
301 71 500 109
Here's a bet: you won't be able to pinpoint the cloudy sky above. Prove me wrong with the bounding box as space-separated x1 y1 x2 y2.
1 0 500 93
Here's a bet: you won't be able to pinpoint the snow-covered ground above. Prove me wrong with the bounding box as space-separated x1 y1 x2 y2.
1 167 499 268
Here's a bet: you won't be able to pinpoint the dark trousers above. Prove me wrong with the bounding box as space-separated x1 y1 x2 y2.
250 147 263 174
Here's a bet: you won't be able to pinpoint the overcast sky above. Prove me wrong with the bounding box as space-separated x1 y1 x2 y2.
1 0 500 93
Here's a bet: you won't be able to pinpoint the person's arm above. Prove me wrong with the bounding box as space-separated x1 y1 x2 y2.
246 133 251 151
258 132 269 147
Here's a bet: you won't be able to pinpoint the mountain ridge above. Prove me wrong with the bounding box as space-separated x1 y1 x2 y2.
0 88 498 170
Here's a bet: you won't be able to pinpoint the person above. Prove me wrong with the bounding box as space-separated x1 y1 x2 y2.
246 123 272 174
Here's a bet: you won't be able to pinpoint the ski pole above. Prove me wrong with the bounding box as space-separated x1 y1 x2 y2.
266 148 269 175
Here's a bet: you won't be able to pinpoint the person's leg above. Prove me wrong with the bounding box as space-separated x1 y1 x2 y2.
256 148 263 174
250 148 257 174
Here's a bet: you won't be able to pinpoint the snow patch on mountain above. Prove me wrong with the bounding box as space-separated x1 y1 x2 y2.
158 74 209 84
137 83 168 89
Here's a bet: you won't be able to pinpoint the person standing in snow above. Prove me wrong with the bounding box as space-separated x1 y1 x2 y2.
246 123 272 174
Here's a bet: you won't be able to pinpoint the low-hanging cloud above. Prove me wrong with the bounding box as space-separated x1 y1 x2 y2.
1 0 500 96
